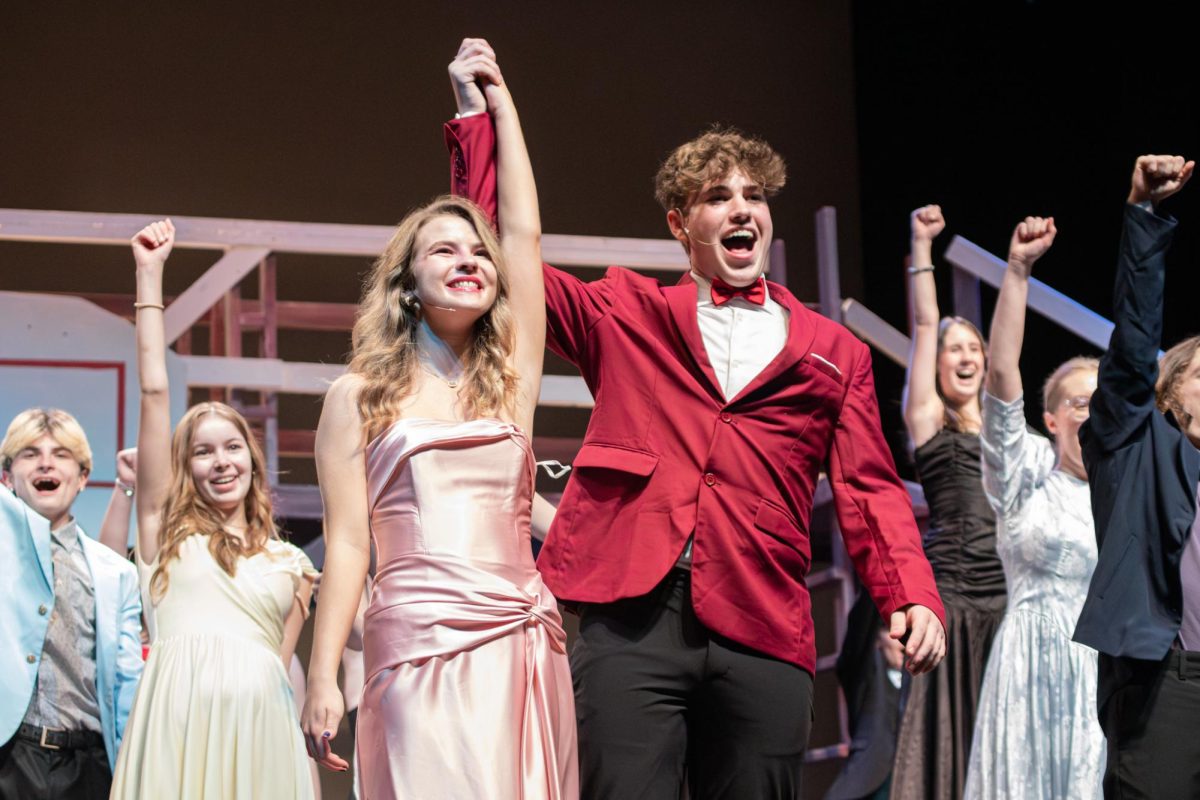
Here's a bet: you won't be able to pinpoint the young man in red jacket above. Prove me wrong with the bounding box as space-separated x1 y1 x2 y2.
445 39 946 799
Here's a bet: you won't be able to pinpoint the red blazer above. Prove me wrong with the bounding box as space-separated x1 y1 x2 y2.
445 114 944 672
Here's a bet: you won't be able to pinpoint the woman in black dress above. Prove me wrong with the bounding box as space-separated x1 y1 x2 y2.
889 205 1007 800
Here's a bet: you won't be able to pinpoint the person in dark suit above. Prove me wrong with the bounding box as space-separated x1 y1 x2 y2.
1074 154 1200 798
442 40 947 799
825 590 905 800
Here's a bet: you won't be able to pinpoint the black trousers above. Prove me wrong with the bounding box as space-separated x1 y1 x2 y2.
571 570 814 800
1101 648 1200 799
0 728 110 800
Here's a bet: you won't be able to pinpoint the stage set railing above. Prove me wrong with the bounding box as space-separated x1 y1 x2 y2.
0 207 782 510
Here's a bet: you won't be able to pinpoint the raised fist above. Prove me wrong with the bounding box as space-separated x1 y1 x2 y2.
131 219 175 271
116 448 138 488
910 204 946 243
1007 216 1056 275
1128 155 1194 207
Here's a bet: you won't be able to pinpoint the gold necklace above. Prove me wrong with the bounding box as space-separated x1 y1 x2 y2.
421 363 460 389
416 321 465 390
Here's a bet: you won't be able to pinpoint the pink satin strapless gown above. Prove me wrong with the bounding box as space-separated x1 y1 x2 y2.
357 418 578 800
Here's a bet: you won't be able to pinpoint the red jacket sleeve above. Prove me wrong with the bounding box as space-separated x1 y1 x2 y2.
444 113 498 224
828 342 947 628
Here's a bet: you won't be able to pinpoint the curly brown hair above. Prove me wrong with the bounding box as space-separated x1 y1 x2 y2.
653 126 787 212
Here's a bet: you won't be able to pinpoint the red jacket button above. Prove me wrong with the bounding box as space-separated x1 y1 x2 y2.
720 412 733 423
704 473 716 486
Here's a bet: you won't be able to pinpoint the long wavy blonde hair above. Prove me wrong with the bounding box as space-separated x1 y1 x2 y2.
150 402 278 600
349 195 520 441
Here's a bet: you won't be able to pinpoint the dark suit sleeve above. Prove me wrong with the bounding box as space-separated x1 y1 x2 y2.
828 343 946 629
1084 204 1177 455
445 113 615 366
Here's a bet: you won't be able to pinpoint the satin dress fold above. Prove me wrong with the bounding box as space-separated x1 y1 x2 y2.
357 417 578 800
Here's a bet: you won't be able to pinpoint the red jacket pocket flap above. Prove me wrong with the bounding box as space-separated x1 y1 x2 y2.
573 443 659 476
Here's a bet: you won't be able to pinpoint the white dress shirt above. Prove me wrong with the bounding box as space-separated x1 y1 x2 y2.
691 271 789 399
676 272 790 568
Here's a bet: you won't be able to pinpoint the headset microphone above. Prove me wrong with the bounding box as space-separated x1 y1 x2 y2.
405 291 461 313
675 209 722 247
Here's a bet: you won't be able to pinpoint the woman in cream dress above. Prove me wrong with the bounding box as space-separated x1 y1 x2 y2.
109 218 317 799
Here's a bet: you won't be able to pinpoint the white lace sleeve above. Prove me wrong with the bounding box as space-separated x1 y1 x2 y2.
980 391 1056 521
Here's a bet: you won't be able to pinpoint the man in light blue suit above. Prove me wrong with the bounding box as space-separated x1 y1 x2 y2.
0 409 143 799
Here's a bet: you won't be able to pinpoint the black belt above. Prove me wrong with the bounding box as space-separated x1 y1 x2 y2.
14 723 104 751
1168 646 1200 679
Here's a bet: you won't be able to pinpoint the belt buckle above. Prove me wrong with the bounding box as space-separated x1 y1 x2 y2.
38 726 64 750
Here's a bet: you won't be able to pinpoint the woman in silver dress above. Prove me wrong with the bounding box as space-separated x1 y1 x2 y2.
965 215 1104 800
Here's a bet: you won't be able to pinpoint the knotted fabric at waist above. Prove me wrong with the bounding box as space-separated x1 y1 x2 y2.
363 552 567 682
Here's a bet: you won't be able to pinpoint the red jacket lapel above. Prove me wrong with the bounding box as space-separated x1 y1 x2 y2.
662 274 724 403
726 282 820 405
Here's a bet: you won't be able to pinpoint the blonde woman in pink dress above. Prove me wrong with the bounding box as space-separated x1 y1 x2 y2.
300 39 577 800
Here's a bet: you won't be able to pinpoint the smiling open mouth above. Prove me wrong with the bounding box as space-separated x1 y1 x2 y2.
448 279 482 291
721 230 756 252
32 477 60 492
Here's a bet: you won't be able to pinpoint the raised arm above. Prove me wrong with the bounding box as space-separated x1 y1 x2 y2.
1087 156 1191 452
445 61 615 369
301 374 371 773
985 216 1056 403
449 40 543 431
97 448 137 555
131 220 176 564
487 63 544 433
902 205 947 448
447 39 499 223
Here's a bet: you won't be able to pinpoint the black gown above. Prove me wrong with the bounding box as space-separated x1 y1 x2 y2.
889 428 1007 800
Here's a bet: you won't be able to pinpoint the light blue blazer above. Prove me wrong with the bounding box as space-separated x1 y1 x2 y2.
0 489 143 771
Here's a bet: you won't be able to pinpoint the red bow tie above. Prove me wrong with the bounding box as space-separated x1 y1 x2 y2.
710 277 766 307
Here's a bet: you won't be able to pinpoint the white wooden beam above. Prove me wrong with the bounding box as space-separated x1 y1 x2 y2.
181 356 337 394
0 209 390 255
181 354 596 407
183 355 284 390
0 208 690 270
538 374 595 408
944 235 1115 351
543 233 688 271
841 298 909 367
163 247 271 343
